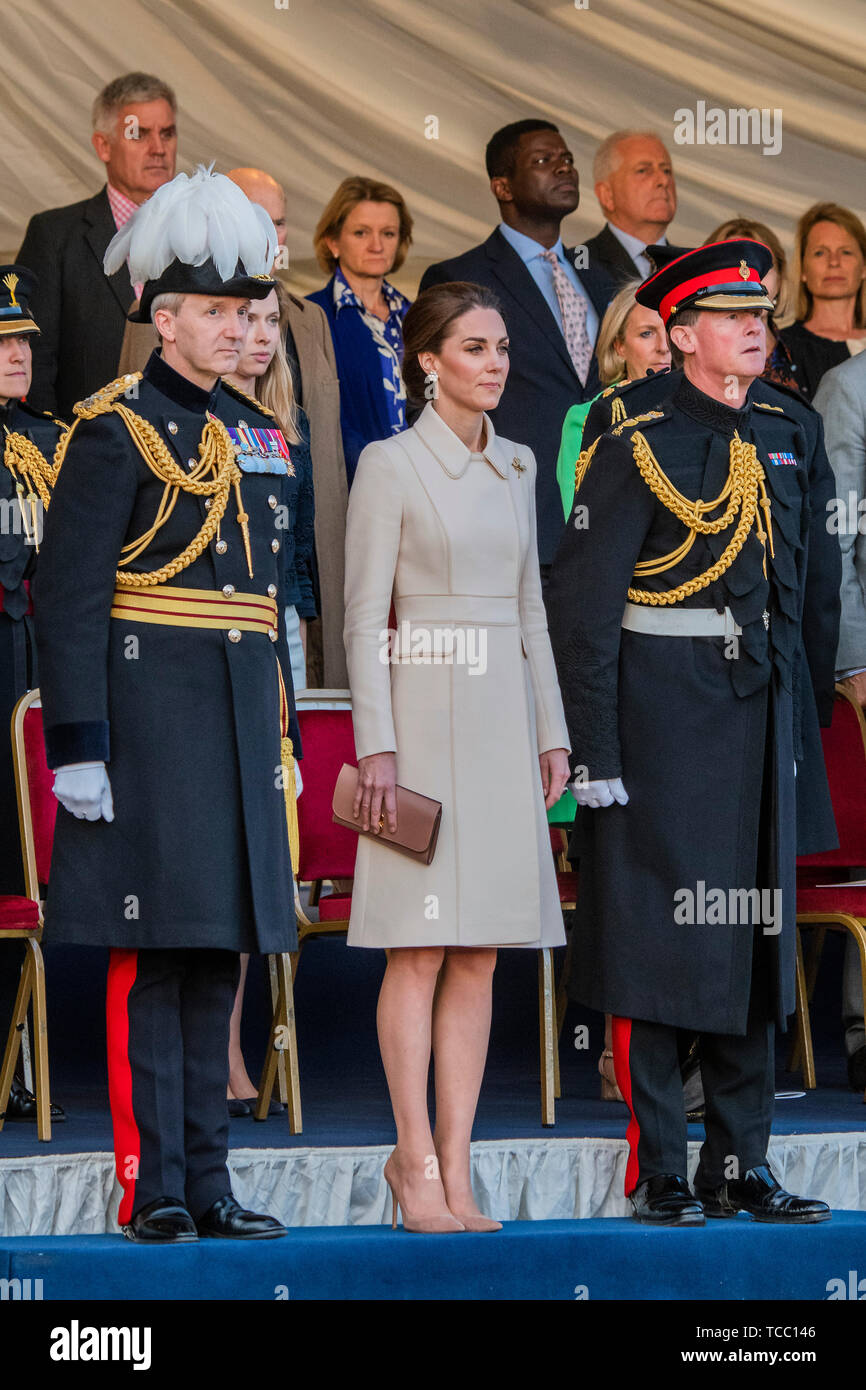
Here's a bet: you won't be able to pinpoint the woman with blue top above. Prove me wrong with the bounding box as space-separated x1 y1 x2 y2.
308 176 414 485
224 280 314 1114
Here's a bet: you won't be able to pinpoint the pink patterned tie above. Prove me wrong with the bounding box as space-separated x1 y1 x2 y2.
541 249 592 386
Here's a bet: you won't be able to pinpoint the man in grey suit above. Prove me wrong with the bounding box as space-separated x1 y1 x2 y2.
16 72 177 419
584 130 678 286
814 351 866 1089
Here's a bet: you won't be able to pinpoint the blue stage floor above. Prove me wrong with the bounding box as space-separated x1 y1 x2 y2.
3 1213 865 1301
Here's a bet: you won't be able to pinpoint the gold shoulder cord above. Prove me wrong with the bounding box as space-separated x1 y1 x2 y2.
624 428 774 606
3 427 61 549
58 373 254 586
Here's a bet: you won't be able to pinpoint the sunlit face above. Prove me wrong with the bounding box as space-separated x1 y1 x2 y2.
802 219 866 302
494 129 580 220
419 307 510 414
671 308 768 382
154 295 250 381
615 303 670 380
92 98 177 202
326 200 402 278
596 137 676 231
234 289 281 380
0 334 32 405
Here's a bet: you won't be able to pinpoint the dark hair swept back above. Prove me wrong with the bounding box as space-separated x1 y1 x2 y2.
401 282 505 406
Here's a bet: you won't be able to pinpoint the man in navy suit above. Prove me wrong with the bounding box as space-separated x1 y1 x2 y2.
418 119 614 574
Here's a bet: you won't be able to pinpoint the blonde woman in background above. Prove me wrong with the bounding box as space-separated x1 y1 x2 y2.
223 282 316 1115
555 280 669 517
705 218 801 395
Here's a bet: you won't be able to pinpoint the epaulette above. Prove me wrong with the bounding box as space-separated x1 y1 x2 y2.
755 402 783 413
74 373 143 417
611 410 666 437
605 370 675 399
220 378 275 418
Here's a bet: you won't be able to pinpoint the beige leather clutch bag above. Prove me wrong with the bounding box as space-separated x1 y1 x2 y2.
332 762 442 865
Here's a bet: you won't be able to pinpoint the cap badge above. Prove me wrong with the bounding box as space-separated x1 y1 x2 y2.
738 260 750 281
2 273 19 306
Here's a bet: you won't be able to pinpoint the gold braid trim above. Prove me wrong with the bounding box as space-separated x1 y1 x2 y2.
574 436 601 495
626 429 774 606
3 429 58 549
610 395 628 425
70 373 250 588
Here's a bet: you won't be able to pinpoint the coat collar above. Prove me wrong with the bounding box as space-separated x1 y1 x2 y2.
413 401 510 478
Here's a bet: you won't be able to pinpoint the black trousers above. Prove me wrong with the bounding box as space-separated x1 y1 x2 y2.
106 946 240 1224
612 930 775 1195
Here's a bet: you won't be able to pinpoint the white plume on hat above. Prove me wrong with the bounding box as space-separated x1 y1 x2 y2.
104 163 277 283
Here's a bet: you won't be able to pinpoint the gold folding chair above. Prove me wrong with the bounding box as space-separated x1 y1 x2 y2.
0 690 53 1141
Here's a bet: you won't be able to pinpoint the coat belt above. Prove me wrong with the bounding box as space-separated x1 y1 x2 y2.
622 601 743 637
110 584 279 640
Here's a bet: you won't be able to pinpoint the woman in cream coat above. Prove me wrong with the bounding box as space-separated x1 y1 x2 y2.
343 282 570 1232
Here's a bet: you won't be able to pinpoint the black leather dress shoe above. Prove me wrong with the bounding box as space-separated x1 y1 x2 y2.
196 1194 287 1239
3 1076 66 1122
227 1098 251 1118
696 1164 831 1223
630 1174 705 1226
122 1196 199 1244
238 1095 284 1118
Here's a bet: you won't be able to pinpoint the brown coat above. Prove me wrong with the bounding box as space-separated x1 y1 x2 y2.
116 290 349 687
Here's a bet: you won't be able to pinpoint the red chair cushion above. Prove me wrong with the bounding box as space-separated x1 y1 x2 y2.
317 894 352 922
0 895 40 930
557 871 579 905
296 709 359 881
799 694 866 870
22 705 57 885
797 884 866 917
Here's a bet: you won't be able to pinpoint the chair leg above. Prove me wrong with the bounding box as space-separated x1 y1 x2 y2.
793 928 816 1090
788 924 825 1074
0 949 33 1133
266 954 288 1106
27 939 51 1142
256 953 302 1133
538 949 556 1127
846 921 866 1104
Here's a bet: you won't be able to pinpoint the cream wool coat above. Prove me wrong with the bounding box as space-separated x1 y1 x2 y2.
343 402 570 948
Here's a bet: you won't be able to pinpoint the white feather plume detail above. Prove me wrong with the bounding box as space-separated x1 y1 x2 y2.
103 164 278 282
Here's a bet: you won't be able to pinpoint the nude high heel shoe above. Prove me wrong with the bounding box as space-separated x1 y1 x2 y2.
384 1157 464 1234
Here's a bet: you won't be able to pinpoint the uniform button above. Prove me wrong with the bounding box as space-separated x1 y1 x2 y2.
205 498 212 510
268 494 277 509
167 421 178 434
238 419 248 428
188 457 197 470
215 539 227 555
267 584 277 597
271 538 280 553
222 584 235 598
228 628 242 643
268 628 278 642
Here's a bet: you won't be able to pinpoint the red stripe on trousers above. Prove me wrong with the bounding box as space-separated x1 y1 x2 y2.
106 949 141 1226
611 1016 641 1196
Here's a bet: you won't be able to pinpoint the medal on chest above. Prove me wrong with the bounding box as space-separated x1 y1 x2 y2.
224 421 294 475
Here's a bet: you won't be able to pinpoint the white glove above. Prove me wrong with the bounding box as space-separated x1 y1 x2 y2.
569 776 629 809
294 760 303 796
53 763 115 822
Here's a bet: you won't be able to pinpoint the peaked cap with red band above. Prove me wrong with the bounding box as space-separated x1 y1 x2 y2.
636 238 775 326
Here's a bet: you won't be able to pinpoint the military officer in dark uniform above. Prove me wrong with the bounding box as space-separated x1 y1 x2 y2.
548 240 840 1225
0 266 68 1123
34 169 301 1242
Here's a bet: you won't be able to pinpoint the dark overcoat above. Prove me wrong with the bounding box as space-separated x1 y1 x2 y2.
0 398 64 893
34 351 300 953
547 374 841 1034
580 367 840 857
